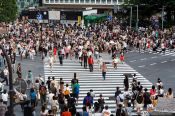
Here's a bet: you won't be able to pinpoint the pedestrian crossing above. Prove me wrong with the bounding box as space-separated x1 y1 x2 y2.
44 57 153 114
129 48 175 56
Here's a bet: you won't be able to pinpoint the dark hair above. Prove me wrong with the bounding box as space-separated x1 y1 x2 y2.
52 76 55 80
152 85 155 90
41 106 46 112
104 105 108 110
168 88 172 95
74 73 76 78
64 106 69 111
87 92 90 96
3 89 7 94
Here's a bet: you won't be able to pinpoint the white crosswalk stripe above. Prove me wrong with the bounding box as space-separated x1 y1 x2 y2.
44 58 153 114
129 49 175 56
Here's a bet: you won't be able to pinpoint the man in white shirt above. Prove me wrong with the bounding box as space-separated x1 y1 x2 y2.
2 66 8 85
1 89 8 105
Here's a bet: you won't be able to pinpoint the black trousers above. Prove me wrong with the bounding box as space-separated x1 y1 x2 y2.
89 64 93 72
1 75 8 85
84 61 87 68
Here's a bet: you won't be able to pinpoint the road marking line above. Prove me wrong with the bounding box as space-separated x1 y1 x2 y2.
161 61 167 63
130 60 136 62
171 59 175 61
138 65 145 68
150 63 157 66
151 56 157 59
140 58 147 61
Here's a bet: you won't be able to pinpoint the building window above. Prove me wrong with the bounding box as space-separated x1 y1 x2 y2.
107 0 111 4
91 0 95 3
96 0 100 3
80 0 84 3
70 0 74 3
85 0 89 3
45 0 49 3
102 0 106 3
113 0 117 4
75 0 79 3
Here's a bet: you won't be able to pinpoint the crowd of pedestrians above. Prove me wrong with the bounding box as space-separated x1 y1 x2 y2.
0 17 175 116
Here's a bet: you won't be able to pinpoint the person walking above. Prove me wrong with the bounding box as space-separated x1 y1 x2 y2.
39 82 47 105
83 52 88 69
1 90 8 105
73 80 80 104
124 75 129 90
2 66 8 85
101 62 107 80
58 50 63 66
0 99 7 116
16 63 22 78
88 55 94 72
30 88 37 107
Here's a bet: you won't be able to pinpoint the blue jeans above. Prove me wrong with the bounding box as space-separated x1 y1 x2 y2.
102 72 106 80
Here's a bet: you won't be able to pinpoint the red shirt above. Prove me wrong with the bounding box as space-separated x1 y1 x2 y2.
150 89 156 96
120 55 124 61
53 48 57 55
62 111 71 116
88 57 94 64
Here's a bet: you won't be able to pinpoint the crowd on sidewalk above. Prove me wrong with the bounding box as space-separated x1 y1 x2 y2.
0 17 175 116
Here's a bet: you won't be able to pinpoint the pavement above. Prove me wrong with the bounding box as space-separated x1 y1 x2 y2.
2 54 44 116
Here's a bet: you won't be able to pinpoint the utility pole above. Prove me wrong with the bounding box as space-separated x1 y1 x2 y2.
136 5 139 32
130 6 132 28
0 45 14 116
162 6 164 30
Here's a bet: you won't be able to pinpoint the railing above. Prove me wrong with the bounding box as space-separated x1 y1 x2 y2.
43 0 124 5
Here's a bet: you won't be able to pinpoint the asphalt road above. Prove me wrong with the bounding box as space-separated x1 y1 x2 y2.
125 50 175 93
11 50 175 115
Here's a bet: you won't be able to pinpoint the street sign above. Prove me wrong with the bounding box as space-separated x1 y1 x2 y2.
36 12 43 23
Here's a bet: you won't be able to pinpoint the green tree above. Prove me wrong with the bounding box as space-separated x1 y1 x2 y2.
0 0 18 22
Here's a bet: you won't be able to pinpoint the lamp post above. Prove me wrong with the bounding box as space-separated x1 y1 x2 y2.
136 5 139 32
162 6 165 30
0 45 14 116
130 6 132 28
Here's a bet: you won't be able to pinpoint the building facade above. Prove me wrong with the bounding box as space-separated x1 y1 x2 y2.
17 0 39 12
43 0 124 10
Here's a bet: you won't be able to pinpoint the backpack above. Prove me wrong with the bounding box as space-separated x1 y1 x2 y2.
136 94 143 104
64 89 70 95
144 92 151 103
85 97 91 106
40 86 46 95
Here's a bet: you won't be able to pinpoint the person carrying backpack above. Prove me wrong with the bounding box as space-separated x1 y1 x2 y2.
73 80 80 104
83 92 93 109
143 88 152 109
39 82 47 105
64 84 70 99
30 88 37 107
136 90 144 113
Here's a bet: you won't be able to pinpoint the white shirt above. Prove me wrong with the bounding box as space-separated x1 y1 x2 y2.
102 109 111 116
2 93 8 102
3 69 8 76
47 93 54 104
